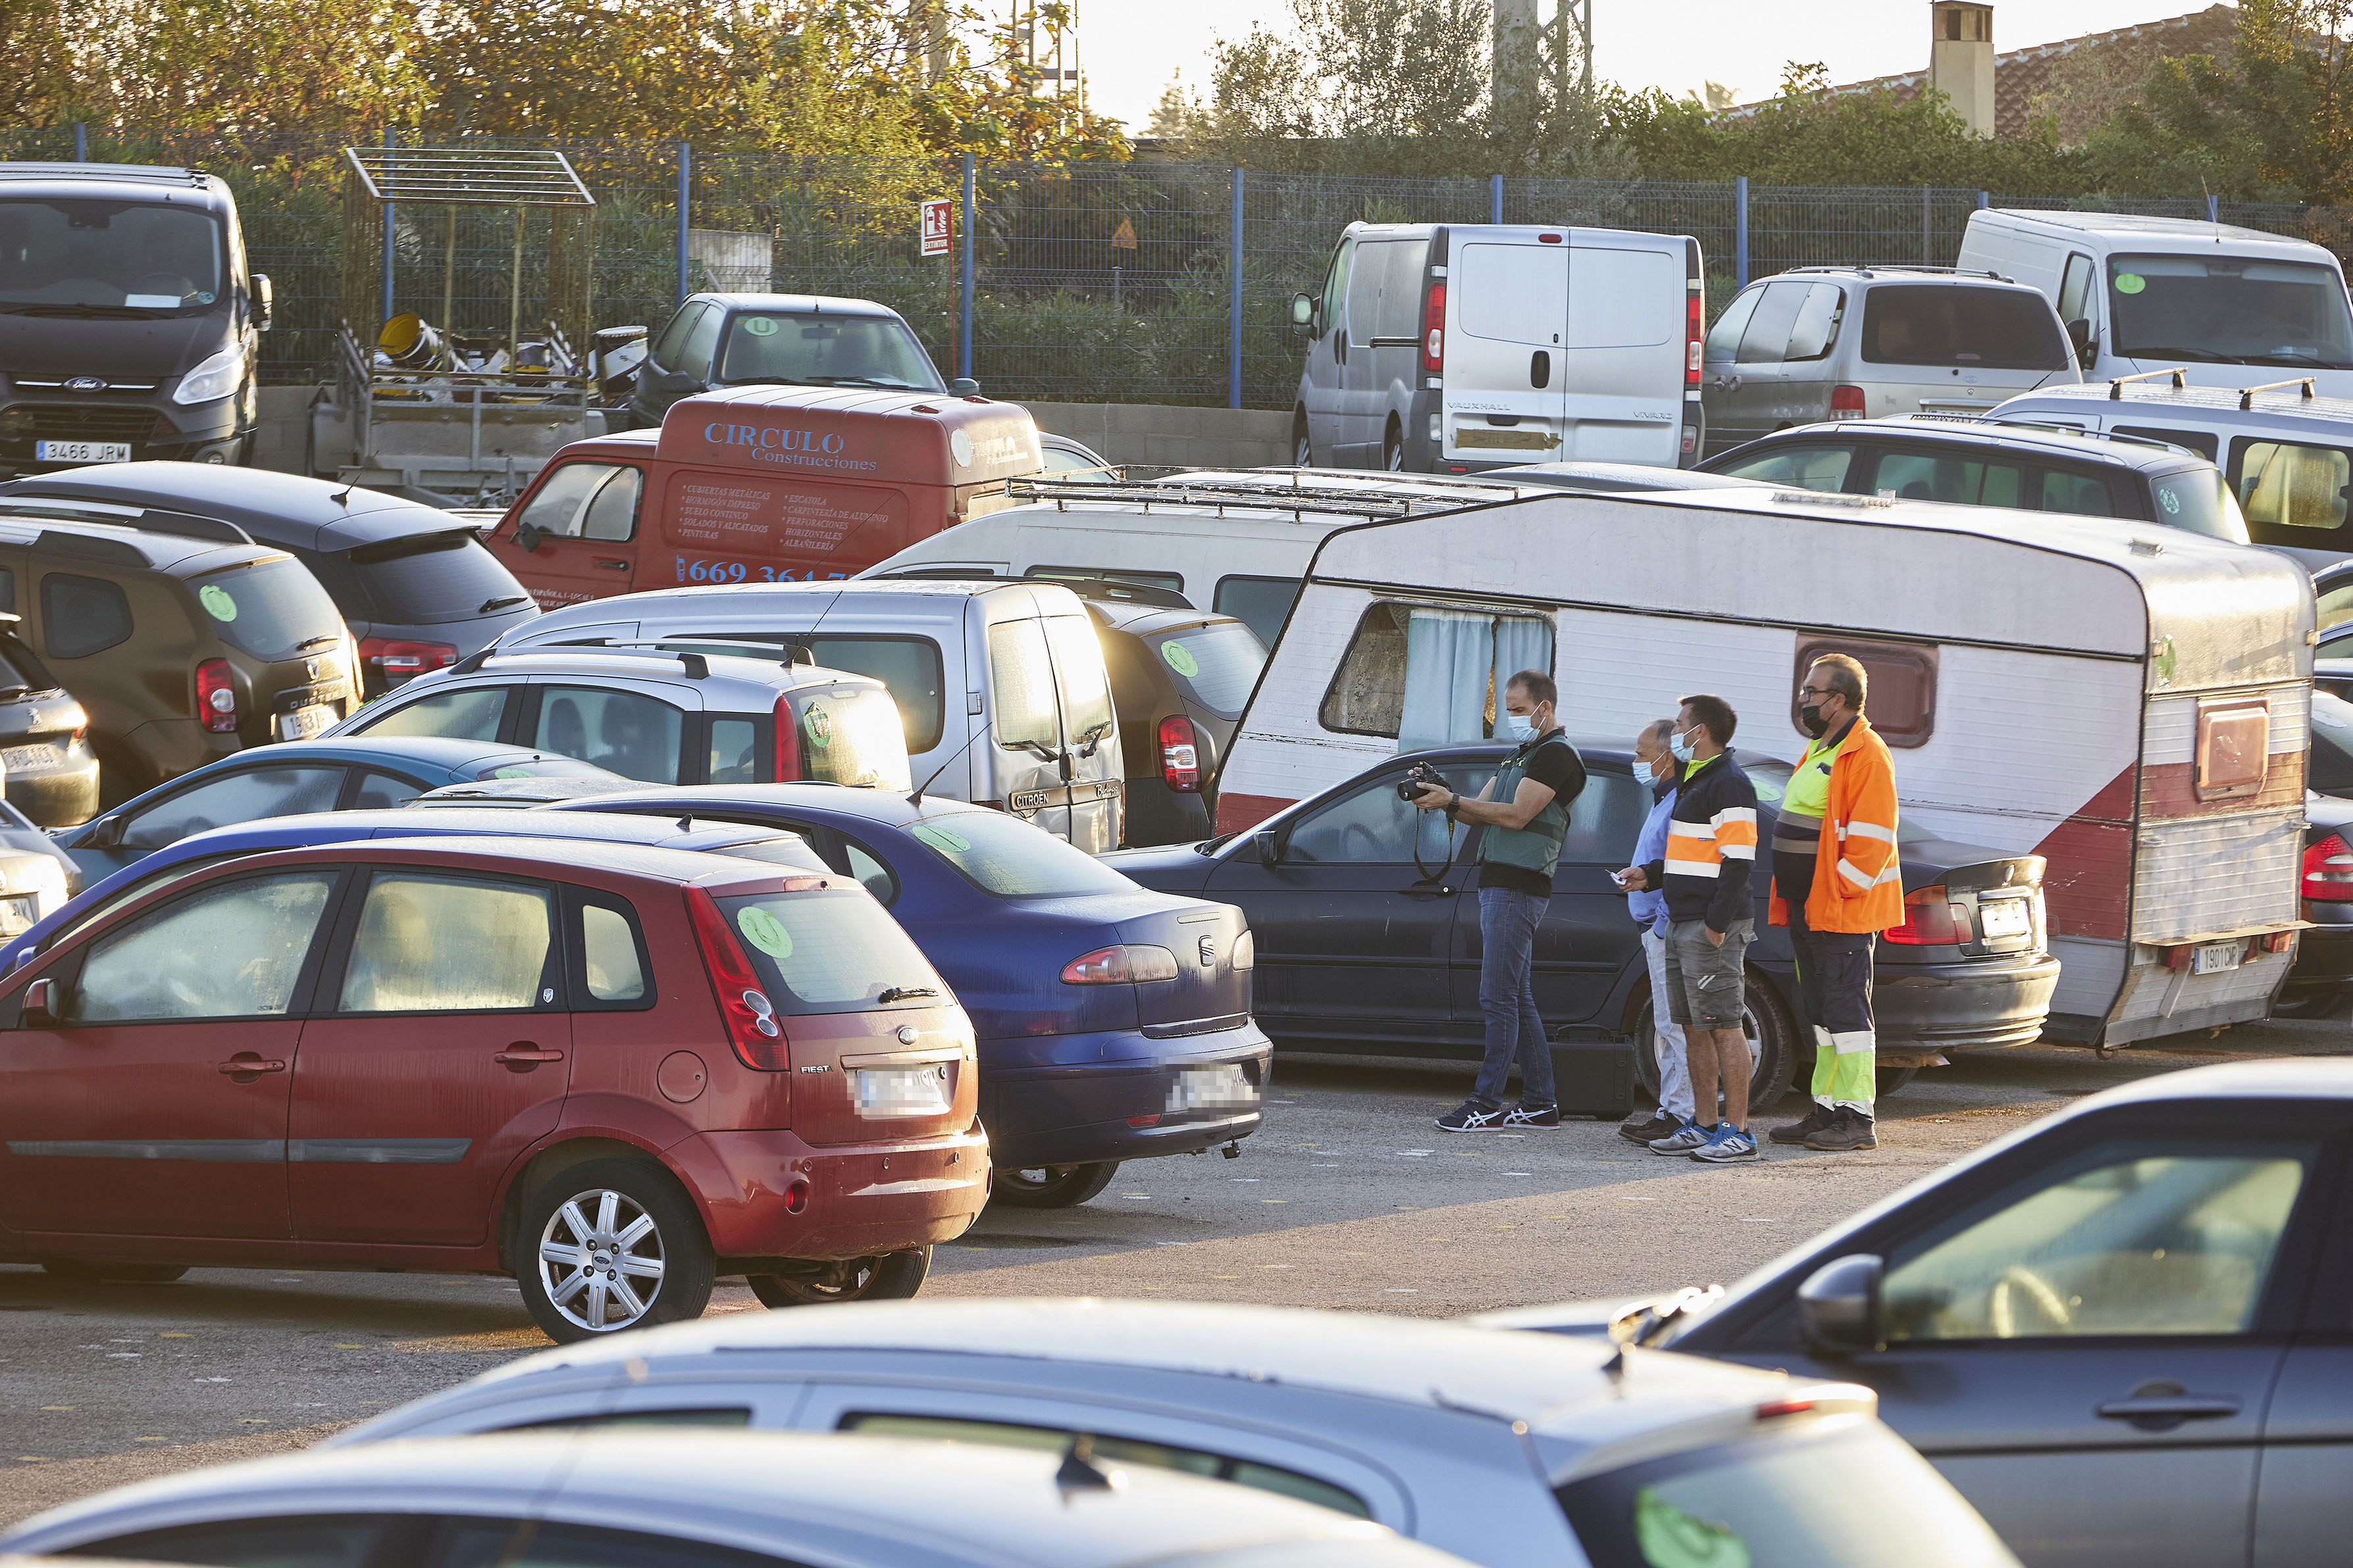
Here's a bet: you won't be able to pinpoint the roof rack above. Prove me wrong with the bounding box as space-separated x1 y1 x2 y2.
991 471 1519 524
2108 367 2190 399
453 643 713 678
0 162 206 188
2239 377 2318 410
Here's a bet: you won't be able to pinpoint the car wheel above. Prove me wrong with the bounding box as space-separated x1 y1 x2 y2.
746 1248 931 1306
1383 423 1405 472
1631 984 1792 1115
2273 991 2346 1020
991 1162 1121 1209
40 1260 188 1283
1876 1064 1920 1098
1293 418 1312 468
517 1157 714 1344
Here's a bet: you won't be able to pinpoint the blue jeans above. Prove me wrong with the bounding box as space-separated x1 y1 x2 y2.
1472 886 1555 1111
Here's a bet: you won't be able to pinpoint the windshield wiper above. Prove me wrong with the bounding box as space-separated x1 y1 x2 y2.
801 376 925 390
719 376 819 388
2123 346 2229 363
0 303 166 318
877 986 938 1004
1195 830 1237 856
479 594 530 613
2240 351 2353 369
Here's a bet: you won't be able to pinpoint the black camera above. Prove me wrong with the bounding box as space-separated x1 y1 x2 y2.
1397 761 1445 803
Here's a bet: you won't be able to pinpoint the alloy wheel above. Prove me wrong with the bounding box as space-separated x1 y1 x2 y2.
537 1186 667 1332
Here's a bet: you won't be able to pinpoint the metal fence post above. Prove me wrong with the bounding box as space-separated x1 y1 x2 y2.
1734 177 1749 288
959 153 975 383
1977 190 1990 210
2208 193 2221 224
675 141 692 307
1489 173 1503 225
379 126 396 328
71 122 85 162
1229 168 1245 411
1922 185 1931 264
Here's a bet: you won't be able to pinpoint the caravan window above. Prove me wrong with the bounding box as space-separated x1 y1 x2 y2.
1792 636 1937 749
1320 603 1410 737
1318 603 1553 741
2232 440 2353 534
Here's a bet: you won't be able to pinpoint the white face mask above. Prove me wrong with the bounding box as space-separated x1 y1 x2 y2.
1503 712 1536 742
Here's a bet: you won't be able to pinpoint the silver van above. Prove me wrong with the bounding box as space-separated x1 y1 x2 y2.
1703 266 2078 455
502 580 1125 850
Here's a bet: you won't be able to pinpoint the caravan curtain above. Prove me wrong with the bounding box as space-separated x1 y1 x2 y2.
1397 609 1494 753
1491 617 1555 704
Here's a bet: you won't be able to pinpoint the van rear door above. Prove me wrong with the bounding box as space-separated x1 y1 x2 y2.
1561 240 1685 465
1044 614 1122 853
1445 236 1569 465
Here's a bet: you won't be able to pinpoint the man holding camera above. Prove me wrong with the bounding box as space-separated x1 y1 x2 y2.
1407 669 1586 1132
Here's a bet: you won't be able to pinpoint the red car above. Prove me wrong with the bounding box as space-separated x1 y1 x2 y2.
0 836 987 1342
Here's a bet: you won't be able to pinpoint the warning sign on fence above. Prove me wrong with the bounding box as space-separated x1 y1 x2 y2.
1111 217 1137 250
921 197 953 257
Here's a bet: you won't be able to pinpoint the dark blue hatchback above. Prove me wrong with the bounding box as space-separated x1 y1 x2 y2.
538 784 1271 1207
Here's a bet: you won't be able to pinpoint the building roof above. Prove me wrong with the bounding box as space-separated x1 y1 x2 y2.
1725 5 2239 142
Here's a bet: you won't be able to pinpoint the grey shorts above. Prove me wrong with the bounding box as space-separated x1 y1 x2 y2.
1663 918 1754 1030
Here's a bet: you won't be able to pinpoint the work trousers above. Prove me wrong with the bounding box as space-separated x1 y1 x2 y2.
1640 926 1694 1120
1790 901 1877 1114
1471 886 1557 1112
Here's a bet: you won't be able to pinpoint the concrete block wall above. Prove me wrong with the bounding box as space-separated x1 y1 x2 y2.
1019 402 1293 472
253 386 315 474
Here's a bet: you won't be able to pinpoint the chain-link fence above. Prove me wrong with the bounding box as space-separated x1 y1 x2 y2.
3 129 2337 409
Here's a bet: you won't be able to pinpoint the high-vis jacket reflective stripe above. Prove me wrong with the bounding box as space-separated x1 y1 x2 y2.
1770 713 1903 934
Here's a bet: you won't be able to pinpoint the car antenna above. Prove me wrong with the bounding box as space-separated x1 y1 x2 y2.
329 482 354 506
1055 1433 1116 1492
908 719 993 808
677 813 693 832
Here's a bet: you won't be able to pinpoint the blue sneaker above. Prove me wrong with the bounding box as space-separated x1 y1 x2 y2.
1690 1123 1759 1163
1647 1117 1709 1155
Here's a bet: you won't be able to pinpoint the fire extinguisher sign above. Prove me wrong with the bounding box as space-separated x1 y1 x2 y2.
920 198 953 258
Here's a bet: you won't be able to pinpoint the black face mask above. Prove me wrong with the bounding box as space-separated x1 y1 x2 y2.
1798 701 1830 739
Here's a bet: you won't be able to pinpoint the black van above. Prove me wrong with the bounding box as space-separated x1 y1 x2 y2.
0 163 269 473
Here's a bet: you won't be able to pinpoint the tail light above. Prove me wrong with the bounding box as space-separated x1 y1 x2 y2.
195 658 237 734
1686 290 1704 387
1829 385 1867 418
771 694 802 782
686 888 789 1072
1882 884 1973 946
357 637 457 685
2304 832 2353 901
1159 715 1199 792
1060 945 1180 984
1420 282 1446 373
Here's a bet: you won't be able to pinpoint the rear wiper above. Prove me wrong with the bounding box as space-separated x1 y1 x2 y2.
1073 719 1114 757
877 986 938 1004
0 684 32 701
479 594 530 613
296 634 341 651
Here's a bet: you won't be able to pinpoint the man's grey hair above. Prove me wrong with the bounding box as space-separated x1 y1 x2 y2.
1637 718 1676 751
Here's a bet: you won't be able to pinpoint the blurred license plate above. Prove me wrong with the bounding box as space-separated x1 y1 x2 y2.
1978 898 2030 938
34 441 129 463
0 744 57 771
277 705 332 741
0 894 36 936
2192 941 2243 976
856 1066 949 1117
1166 1063 1256 1113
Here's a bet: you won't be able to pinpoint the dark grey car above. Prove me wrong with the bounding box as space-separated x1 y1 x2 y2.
1481 1060 2353 1568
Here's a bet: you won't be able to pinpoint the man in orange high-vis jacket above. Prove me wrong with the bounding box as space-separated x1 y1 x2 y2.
1764 653 1903 1153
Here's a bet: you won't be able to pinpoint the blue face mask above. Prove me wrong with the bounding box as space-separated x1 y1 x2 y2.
1669 727 1696 764
1503 712 1536 742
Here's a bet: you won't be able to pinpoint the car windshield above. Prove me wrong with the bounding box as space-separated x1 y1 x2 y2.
0 197 224 313
711 888 942 1013
905 808 1139 898
2312 692 2353 797
1149 621 1267 719
715 313 945 390
2107 253 2353 369
188 557 346 661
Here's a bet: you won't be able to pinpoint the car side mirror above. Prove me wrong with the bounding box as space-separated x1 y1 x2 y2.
21 976 57 1026
1796 1253 1884 1356
82 815 124 849
950 377 981 396
249 272 273 332
513 521 546 554
1250 827 1282 867
2066 318 2094 368
655 369 700 395
1290 291 1318 337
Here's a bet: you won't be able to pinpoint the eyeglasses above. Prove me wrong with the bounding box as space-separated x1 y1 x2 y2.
1798 686 1838 699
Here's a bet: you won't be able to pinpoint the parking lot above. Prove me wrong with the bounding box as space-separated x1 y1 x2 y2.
5 1022 2340 1525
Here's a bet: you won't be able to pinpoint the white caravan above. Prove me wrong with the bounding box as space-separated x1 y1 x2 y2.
1956 209 2353 397
1216 487 2314 1050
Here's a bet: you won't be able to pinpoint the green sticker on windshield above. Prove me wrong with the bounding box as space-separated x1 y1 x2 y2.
1160 642 1200 678
742 316 779 337
912 823 971 854
1633 1488 1750 1568
2115 272 2146 295
737 905 793 959
806 704 833 748
197 584 237 621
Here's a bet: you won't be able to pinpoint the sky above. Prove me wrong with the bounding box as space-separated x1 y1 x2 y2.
1063 0 2228 131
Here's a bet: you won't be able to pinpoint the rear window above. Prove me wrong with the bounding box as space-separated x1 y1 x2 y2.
188 557 344 659
1859 284 2069 370
2148 467 2252 543
905 809 1138 898
712 888 941 1013
345 530 532 624
787 686 911 790
661 635 945 754
1149 621 1266 718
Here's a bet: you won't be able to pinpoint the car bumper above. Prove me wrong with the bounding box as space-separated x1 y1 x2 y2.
2283 905 2353 1001
979 1024 1272 1168
1874 951 2062 1051
4 750 100 828
669 1124 989 1264
1122 783 1212 849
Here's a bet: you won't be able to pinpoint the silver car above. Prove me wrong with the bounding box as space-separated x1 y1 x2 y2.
0 1429 1466 1568
321 1300 2019 1568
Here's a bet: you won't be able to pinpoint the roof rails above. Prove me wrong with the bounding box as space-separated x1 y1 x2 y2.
992 471 1516 524
1967 415 2200 456
0 499 252 546
0 162 207 188
1778 263 2013 283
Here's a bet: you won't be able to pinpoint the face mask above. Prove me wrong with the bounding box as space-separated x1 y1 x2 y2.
1670 728 1696 764
1645 755 1674 796
1503 712 1536 742
1797 701 1829 739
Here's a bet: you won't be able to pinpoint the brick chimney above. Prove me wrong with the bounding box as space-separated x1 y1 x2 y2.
1929 2 1996 136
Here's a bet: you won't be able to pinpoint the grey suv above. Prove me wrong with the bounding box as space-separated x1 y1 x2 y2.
623 291 964 428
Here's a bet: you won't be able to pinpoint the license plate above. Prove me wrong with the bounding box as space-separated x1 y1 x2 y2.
1166 1063 1256 1114
856 1066 950 1117
0 744 57 771
2192 940 2244 976
34 440 130 463
277 705 333 742
1978 898 2030 939
0 894 36 936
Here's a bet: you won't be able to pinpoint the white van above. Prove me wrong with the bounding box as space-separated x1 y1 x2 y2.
1287 223 1702 473
1217 485 2313 1051
499 580 1126 850
1955 209 2353 396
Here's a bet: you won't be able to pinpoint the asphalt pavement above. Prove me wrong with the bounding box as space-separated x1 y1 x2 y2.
3 1023 2344 1525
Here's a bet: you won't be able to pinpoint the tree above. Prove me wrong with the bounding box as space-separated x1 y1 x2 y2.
59 0 428 138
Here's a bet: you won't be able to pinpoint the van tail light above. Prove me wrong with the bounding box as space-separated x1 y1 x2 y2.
1060 945 1180 984
1159 715 1200 792
195 658 237 734
357 637 457 684
2304 832 2353 901
1685 291 1705 387
686 888 790 1073
1882 884 1973 946
1421 282 1446 373
1829 385 1867 419
771 694 802 783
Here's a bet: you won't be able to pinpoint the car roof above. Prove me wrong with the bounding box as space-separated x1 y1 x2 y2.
544 784 1003 831
1492 462 1773 493
209 736 579 772
1998 379 2353 426
173 807 815 856
1986 207 2328 247
0 503 282 572
0 465 484 553
1745 265 2046 291
412 776 638 805
1084 600 1248 636
1 1429 1421 1567
214 834 790 891
688 292 905 320
431 647 885 696
1720 415 2207 471
0 163 223 203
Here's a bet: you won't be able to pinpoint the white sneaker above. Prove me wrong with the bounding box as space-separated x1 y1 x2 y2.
1647 1118 1709 1155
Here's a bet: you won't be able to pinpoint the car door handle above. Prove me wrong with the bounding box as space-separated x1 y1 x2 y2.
1401 884 1455 899
593 558 630 570
217 1055 286 1075
2096 1394 2242 1423
494 1048 565 1065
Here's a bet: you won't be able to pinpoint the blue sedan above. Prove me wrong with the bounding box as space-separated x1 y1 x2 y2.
536 784 1270 1207
49 738 617 883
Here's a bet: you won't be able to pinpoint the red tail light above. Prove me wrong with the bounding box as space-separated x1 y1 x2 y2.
1420 282 1446 373
1882 884 1973 946
195 657 237 734
1829 385 1867 418
357 637 457 684
1159 714 1199 792
1060 945 1180 984
686 888 790 1073
2304 832 2353 901
1686 291 1704 387
772 694 802 782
